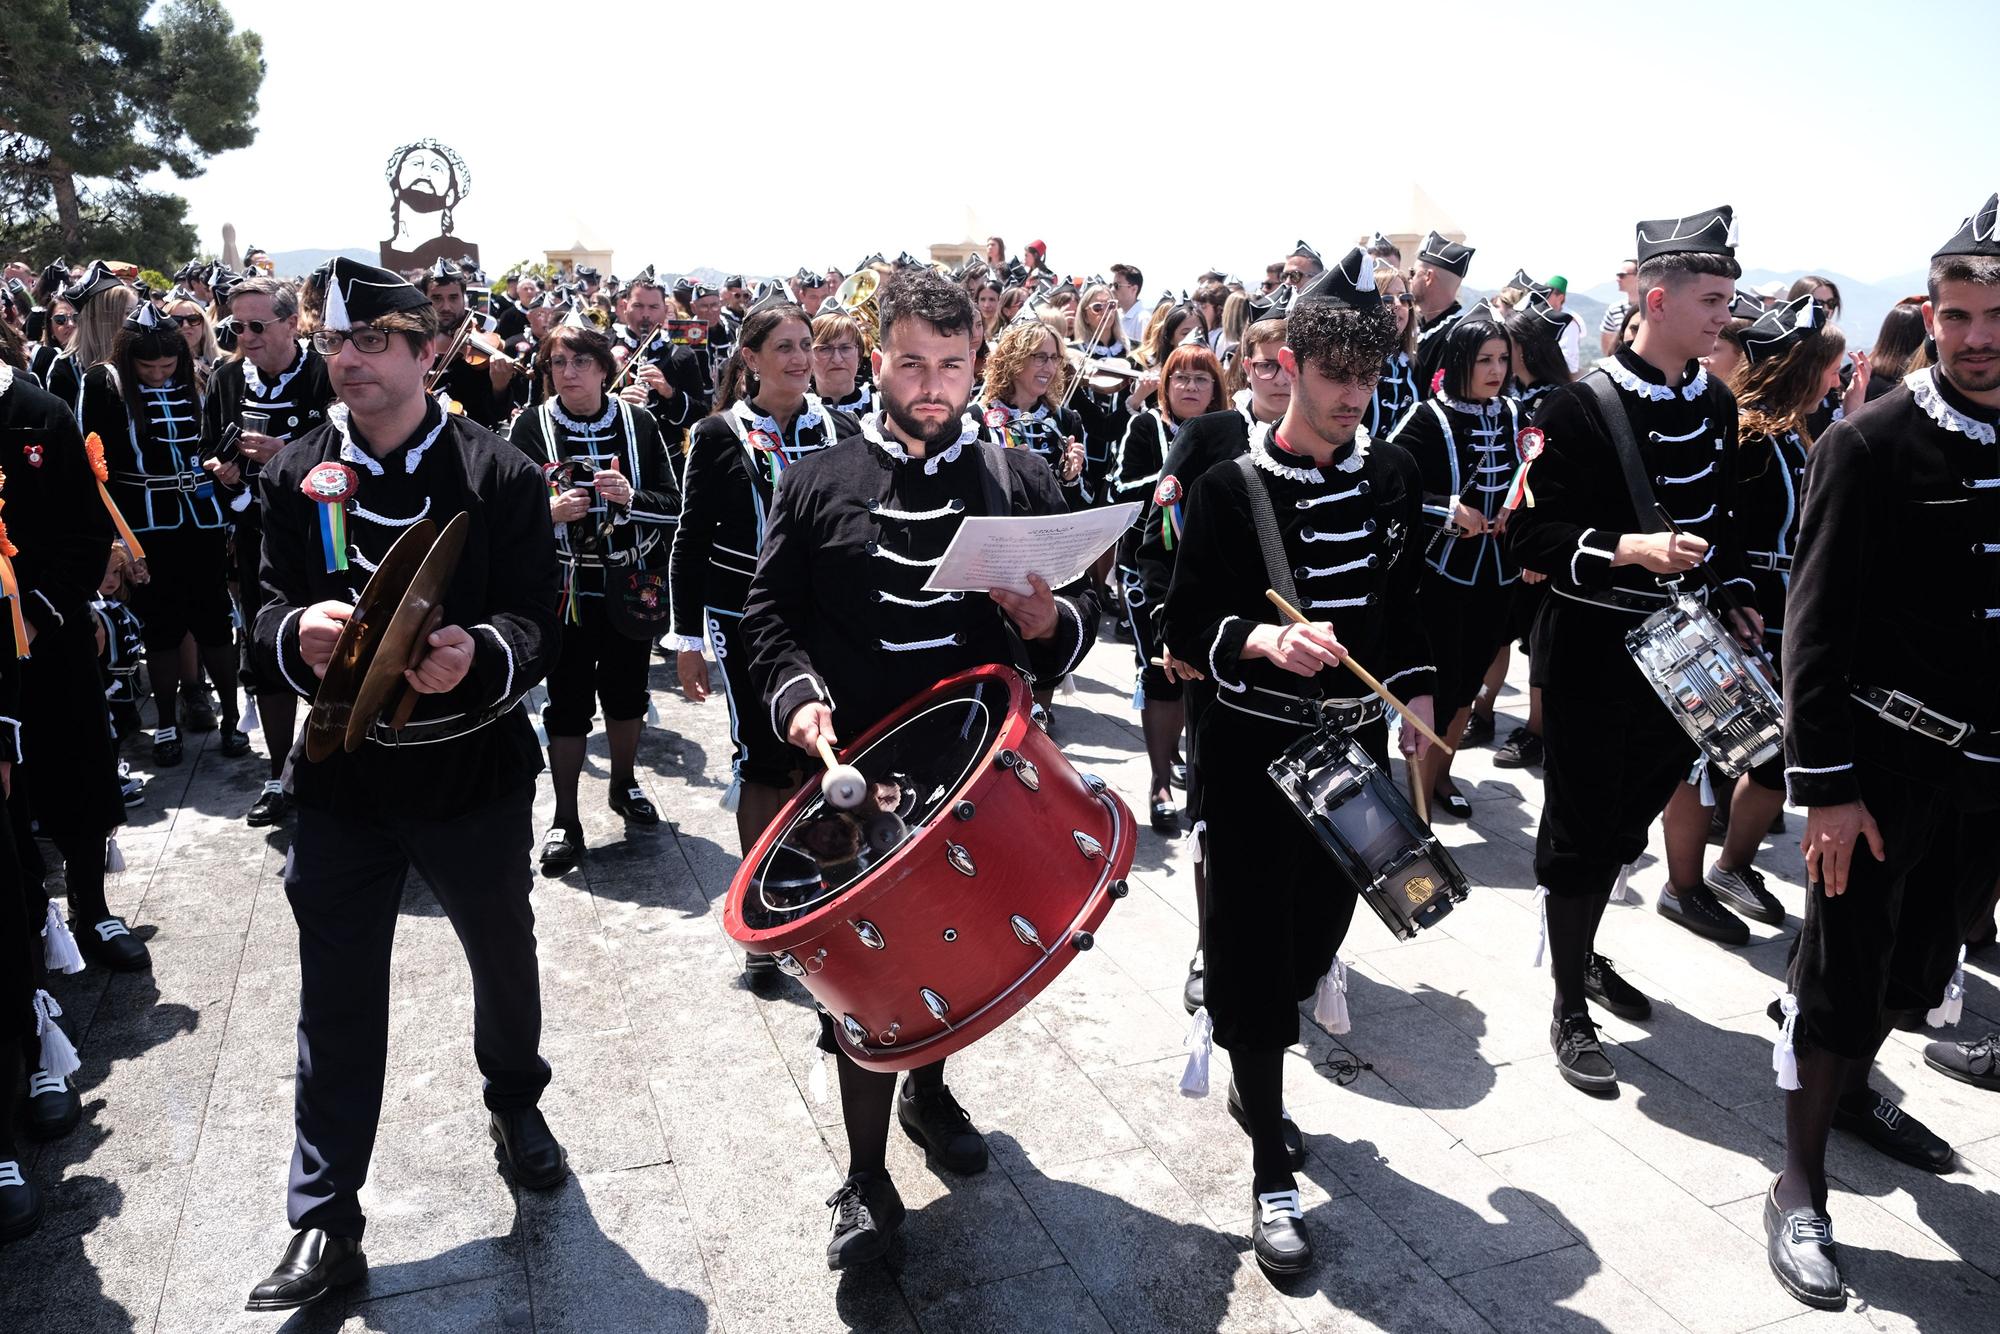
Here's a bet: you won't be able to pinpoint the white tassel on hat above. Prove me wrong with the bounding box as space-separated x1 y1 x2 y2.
1311 957 1352 1035
1179 1006 1214 1097
1927 946 1968 1028
33 990 81 1080
1530 885 1550 966
105 835 125 873
1773 992 1802 1090
1607 863 1642 906
41 900 84 974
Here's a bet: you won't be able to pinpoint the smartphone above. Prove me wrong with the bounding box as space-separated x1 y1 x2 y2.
211 423 243 465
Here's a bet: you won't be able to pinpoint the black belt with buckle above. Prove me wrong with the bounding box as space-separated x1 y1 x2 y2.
366 708 505 748
1219 687 1381 731
112 470 203 494
1851 685 1991 749
1745 551 1793 572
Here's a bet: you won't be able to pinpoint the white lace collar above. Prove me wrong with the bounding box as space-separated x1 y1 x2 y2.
329 400 448 476
832 382 872 414
1084 340 1126 358
1249 421 1371 482
862 411 976 475
0 363 13 399
732 393 825 438
548 394 618 435
242 341 307 398
1599 355 1707 403
1434 388 1504 417
1908 368 1997 446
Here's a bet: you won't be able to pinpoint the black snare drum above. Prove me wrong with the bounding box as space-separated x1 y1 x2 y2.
1268 729 1471 940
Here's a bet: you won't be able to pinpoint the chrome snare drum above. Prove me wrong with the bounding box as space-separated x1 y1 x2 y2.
1268 730 1471 941
1625 593 1784 776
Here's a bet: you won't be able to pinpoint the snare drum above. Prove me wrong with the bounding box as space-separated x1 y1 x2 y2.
1625 593 1783 777
1267 730 1471 941
724 665 1136 1071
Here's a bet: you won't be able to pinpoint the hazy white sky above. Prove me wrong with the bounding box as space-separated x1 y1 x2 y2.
166 0 1986 295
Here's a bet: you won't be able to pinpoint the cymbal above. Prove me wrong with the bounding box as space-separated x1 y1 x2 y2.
344 511 470 753
303 518 438 763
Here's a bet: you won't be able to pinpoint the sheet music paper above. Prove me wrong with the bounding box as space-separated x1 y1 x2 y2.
923 503 1141 595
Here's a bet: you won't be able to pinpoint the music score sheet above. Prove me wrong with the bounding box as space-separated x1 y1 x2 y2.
923 502 1142 595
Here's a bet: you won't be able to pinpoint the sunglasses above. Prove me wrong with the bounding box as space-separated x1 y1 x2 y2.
311 326 392 355
223 316 288 336
50 313 75 326
172 313 207 328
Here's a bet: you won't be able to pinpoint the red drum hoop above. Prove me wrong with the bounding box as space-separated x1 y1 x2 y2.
724 665 1136 1070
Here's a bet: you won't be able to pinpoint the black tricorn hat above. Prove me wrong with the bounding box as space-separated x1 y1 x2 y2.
1934 192 2000 260
323 257 430 331
1634 205 1736 264
1739 294 1822 366
1293 247 1380 312
62 260 126 307
1417 231 1475 278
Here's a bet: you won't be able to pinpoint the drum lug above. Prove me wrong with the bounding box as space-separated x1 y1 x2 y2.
879 1022 900 1046
774 951 806 978
1013 759 1040 791
840 1013 870 1046
953 800 976 821
1081 773 1108 796
1071 930 1095 951
1109 878 1129 899
851 919 885 950
997 747 1021 769
946 841 976 877
920 988 951 1023
1010 914 1045 950
1073 830 1104 861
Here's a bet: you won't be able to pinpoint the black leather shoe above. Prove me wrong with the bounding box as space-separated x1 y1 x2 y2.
1182 955 1205 1014
152 726 183 767
1833 1090 1955 1173
898 1081 988 1175
1169 762 1188 789
826 1170 905 1270
743 952 781 990
1492 727 1543 768
244 1228 367 1311
246 782 288 827
1150 798 1180 834
0 1159 43 1242
539 824 582 878
24 1068 81 1139
1583 953 1652 1021
218 726 252 758
489 1108 568 1190
1226 1079 1305 1171
1924 1031 2000 1090
608 785 659 825
1656 883 1749 946
1251 1187 1313 1276
183 690 218 732
78 916 151 972
1552 1014 1617 1092
1431 784 1472 819
1764 1181 1843 1310
1460 711 1496 748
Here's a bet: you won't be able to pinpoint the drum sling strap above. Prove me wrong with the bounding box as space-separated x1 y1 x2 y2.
1233 454 1300 610
1579 371 1667 534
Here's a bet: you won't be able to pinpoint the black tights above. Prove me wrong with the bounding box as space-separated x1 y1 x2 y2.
1232 1045 1292 1194
834 1050 946 1177
1548 889 1611 1018
1778 1019 1894 1213
151 639 239 732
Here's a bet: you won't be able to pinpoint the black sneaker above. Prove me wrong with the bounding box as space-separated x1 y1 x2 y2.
1551 1013 1617 1092
1656 883 1750 946
1492 727 1543 769
1764 1180 1843 1310
1704 862 1785 926
1583 954 1652 1020
897 1081 988 1175
1460 711 1496 748
826 1171 906 1269
1832 1090 1955 1174
1923 1031 2000 1091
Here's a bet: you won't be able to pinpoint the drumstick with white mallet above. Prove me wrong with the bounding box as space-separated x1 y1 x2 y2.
814 737 869 810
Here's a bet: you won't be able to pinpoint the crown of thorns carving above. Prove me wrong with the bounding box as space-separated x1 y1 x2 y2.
383 138 471 197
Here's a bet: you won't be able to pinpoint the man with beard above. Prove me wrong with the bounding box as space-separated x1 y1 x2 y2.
379 139 478 272
613 273 709 448
742 268 1097 1269
1762 194 2000 1312
1411 230 1475 401
421 259 522 430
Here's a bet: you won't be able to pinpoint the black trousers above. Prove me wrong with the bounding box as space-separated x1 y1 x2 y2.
1535 671 1696 898
232 510 281 696
129 524 235 654
543 594 652 737
1790 762 2000 1058
284 784 547 1239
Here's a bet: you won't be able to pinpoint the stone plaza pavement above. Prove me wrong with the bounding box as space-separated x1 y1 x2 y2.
4 630 1998 1334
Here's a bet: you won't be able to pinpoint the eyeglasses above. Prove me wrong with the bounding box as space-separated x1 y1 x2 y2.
1245 359 1285 380
172 313 207 328
1168 373 1215 389
311 326 392 355
223 316 288 336
1026 352 1062 367
1389 293 1414 305
812 343 860 361
547 357 599 374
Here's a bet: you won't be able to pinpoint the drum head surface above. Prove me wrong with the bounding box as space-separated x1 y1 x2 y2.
742 677 1003 931
302 518 438 762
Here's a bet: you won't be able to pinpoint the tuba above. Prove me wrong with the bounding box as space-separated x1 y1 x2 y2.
828 268 880 327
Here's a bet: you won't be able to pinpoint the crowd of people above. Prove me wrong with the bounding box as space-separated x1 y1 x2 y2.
0 196 1994 1320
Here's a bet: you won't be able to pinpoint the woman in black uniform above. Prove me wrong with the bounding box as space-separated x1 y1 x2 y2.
975 320 1088 506
79 302 238 766
1367 260 1421 436
809 309 874 417
510 321 677 875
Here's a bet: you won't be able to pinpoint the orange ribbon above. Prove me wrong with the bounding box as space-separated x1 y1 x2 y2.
83 432 146 561
0 482 24 659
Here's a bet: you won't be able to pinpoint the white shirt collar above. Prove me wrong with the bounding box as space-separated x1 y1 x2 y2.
862 411 977 475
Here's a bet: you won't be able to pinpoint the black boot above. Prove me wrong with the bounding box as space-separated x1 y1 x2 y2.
489 1107 569 1190
825 1169 905 1269
244 1228 367 1311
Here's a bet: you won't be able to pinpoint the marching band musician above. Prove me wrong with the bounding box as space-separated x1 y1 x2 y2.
244 258 563 1311
1135 313 1292 1013
613 272 709 447
1068 282 1134 507
508 318 677 876
809 308 874 417
742 268 1097 1270
666 297 860 907
420 258 524 431
1763 197 2000 1311
974 318 1088 508
1388 314 1522 821
1504 206 1761 1093
1410 230 1476 402
1162 246 1436 1279
201 275 337 827
1367 259 1421 435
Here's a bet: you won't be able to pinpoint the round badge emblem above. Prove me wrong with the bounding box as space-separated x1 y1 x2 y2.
300 461 358 504
984 406 1008 429
1154 474 1181 506
747 429 781 452
1517 426 1546 458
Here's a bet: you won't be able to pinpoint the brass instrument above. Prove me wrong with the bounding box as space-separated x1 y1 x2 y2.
827 268 880 328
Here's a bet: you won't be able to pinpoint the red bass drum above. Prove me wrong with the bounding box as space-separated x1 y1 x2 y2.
724 665 1135 1071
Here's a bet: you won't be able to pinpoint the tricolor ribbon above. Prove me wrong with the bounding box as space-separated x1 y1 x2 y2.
1162 501 1183 551
749 429 787 486
1503 427 1545 512
82 433 146 560
299 462 360 574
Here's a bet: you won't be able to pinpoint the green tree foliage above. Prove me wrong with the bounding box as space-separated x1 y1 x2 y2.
0 0 263 269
